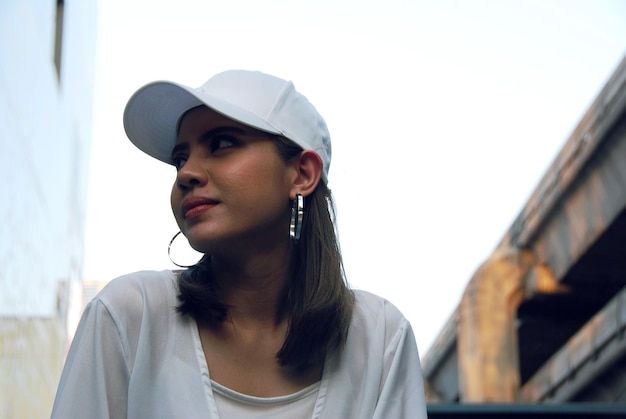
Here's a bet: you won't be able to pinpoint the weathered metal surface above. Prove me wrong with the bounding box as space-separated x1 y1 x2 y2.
521 286 626 402
502 56 626 255
423 54 626 404
457 248 532 402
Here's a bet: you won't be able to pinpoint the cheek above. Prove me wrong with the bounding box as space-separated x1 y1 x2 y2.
237 157 288 187
238 165 285 200
217 161 266 194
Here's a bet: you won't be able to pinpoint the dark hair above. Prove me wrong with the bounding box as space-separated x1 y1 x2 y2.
176 135 354 369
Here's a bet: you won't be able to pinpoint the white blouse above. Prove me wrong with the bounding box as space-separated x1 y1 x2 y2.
212 379 320 418
52 270 427 418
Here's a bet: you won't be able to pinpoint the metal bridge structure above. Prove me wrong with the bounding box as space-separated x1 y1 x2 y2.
422 54 626 410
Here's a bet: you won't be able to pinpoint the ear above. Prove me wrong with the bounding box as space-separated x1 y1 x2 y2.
289 150 323 199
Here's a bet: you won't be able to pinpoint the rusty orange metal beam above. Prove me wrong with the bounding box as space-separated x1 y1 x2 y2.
424 54 626 404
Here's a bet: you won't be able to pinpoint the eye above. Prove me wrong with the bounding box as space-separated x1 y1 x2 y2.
172 155 188 171
209 136 236 153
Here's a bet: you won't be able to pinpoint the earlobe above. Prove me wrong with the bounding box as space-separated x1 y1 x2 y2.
290 150 323 199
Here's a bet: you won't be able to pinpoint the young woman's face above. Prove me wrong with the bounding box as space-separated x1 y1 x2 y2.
170 106 295 255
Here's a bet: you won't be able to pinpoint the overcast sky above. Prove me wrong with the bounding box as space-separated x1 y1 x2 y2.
84 0 626 352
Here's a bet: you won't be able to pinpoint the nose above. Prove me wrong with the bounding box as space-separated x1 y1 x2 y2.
175 155 208 191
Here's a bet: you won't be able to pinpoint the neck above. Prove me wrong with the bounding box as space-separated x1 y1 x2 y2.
211 244 293 327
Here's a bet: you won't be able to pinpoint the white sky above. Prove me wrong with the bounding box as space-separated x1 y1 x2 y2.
84 0 626 353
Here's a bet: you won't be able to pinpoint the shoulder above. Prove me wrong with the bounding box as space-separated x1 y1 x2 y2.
351 289 408 329
79 270 183 360
97 270 178 302
323 290 423 415
346 289 413 351
93 270 179 324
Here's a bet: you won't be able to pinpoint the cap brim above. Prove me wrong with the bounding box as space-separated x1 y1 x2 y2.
123 81 282 165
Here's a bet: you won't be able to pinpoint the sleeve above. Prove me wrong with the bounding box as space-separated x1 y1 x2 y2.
373 318 428 419
51 298 131 419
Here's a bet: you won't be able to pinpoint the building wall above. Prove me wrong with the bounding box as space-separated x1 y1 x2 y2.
0 1 98 417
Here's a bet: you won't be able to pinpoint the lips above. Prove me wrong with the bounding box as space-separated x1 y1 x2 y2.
181 196 219 219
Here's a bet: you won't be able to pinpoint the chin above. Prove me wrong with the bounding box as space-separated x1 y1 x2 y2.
185 236 215 254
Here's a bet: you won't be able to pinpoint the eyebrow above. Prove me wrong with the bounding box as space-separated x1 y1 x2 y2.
170 126 252 159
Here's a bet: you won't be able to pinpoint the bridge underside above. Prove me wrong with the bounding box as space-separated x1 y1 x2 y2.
422 56 626 404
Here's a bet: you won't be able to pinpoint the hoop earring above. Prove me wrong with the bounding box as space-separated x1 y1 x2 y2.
290 194 304 244
168 231 201 268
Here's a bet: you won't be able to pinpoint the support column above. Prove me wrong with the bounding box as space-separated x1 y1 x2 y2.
458 247 533 402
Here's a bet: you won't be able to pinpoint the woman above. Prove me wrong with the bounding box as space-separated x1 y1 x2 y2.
52 70 427 418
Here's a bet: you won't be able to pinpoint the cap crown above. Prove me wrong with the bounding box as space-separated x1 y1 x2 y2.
124 70 331 180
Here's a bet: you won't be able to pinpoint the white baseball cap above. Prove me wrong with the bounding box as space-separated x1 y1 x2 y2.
123 70 331 180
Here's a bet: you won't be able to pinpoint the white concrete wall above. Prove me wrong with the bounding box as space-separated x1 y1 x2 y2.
0 1 98 417
0 0 97 315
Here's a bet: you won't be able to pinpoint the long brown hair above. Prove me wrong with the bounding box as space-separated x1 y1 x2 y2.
175 135 354 369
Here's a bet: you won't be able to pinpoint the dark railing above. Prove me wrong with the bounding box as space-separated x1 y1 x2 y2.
427 403 626 419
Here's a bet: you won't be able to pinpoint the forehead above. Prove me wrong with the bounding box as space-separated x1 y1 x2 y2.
176 105 275 143
175 106 276 148
176 106 267 140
